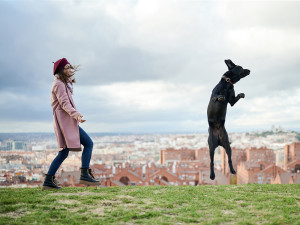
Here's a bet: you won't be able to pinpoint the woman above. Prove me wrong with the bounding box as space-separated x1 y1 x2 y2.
42 58 100 190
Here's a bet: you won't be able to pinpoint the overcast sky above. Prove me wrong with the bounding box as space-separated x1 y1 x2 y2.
0 0 299 133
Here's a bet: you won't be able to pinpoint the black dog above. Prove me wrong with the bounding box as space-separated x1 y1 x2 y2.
207 59 250 180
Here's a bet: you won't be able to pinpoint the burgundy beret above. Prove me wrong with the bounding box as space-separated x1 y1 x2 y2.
53 58 70 75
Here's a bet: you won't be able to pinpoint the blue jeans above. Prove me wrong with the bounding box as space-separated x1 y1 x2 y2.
47 126 93 176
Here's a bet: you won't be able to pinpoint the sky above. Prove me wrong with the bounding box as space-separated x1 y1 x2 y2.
0 0 300 133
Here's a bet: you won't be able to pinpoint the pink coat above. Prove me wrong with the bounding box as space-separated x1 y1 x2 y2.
51 76 82 151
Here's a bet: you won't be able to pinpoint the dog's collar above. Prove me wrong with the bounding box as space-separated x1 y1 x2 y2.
222 75 234 86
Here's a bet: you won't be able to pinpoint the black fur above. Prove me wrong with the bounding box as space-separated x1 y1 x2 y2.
207 59 250 180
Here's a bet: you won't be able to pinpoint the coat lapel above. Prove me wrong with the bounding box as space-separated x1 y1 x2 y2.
65 84 76 109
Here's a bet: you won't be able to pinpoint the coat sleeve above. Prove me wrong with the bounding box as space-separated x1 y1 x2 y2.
53 82 81 120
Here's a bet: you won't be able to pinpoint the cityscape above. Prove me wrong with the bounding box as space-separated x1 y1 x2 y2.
0 126 299 187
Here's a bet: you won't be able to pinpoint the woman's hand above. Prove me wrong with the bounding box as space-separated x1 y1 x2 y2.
78 114 86 123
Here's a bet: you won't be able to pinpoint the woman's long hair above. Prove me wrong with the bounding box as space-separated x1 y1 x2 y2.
57 64 80 84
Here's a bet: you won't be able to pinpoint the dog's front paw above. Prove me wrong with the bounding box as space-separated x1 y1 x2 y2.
238 93 245 98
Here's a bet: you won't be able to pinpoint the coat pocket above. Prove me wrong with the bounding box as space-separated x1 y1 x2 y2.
56 109 80 148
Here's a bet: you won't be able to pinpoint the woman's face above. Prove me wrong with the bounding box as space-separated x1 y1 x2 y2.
64 64 72 77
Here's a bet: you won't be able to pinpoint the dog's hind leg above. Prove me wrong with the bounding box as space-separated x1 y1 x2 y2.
208 126 218 180
219 126 236 174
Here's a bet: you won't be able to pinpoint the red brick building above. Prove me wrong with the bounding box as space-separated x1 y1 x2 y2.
57 143 300 186
58 147 229 186
237 162 285 184
246 147 275 164
284 142 300 171
160 148 195 164
160 147 210 168
271 171 300 184
236 143 300 184
272 142 300 184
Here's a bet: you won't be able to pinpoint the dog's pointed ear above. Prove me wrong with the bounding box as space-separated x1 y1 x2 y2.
225 59 236 70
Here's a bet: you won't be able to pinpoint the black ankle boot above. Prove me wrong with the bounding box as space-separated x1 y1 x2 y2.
42 174 61 190
79 168 100 186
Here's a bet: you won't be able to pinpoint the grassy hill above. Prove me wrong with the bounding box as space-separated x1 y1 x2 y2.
0 184 299 225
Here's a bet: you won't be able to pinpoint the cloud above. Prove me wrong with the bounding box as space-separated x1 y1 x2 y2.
227 89 300 131
0 90 52 121
0 0 300 132
87 81 205 111
74 81 207 122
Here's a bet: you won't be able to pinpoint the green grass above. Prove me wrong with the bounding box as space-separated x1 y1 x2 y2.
0 184 299 224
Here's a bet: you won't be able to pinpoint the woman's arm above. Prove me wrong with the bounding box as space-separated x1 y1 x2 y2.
53 82 81 120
